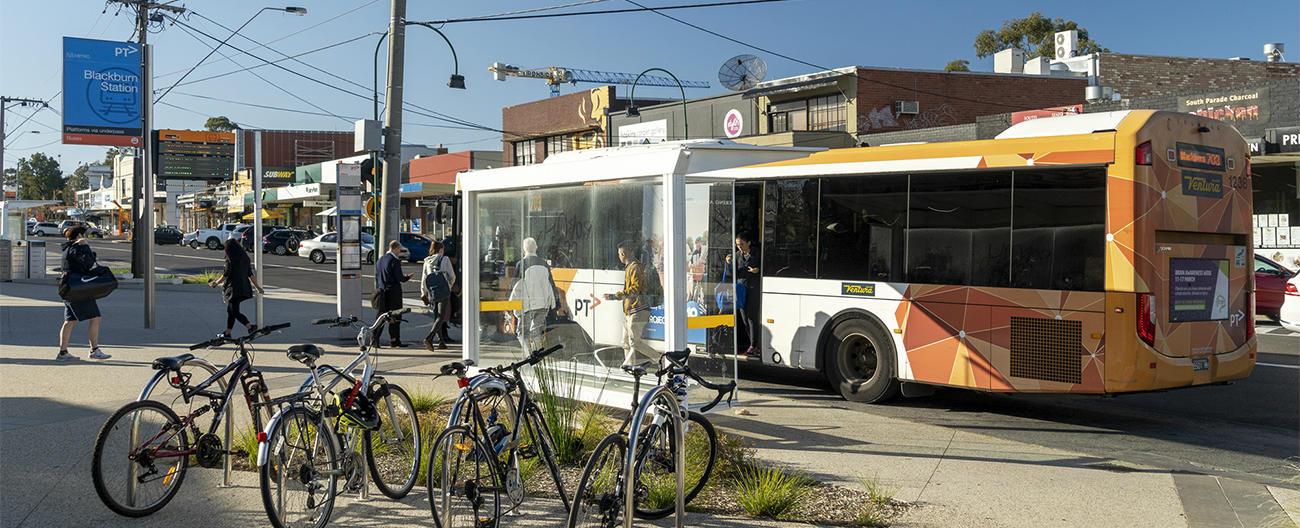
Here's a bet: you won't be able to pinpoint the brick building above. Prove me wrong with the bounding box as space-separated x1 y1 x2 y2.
1068 53 1300 99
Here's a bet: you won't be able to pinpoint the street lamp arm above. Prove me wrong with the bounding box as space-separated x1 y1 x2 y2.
373 22 464 120
628 67 689 140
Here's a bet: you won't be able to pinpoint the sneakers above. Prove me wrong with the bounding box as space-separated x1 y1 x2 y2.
89 348 112 360
743 346 761 359
55 350 80 361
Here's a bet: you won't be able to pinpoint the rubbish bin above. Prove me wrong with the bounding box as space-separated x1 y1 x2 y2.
10 240 29 279
26 239 46 280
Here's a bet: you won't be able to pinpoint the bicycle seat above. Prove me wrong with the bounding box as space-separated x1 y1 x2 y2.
152 353 196 371
286 344 323 364
622 363 648 377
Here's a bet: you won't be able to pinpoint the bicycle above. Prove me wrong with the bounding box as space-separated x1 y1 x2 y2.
90 323 290 517
567 348 735 528
427 344 569 528
256 308 422 528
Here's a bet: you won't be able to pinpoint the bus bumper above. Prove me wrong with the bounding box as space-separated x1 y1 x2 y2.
1105 335 1256 393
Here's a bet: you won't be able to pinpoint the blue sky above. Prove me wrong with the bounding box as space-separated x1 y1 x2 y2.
3 0 1298 171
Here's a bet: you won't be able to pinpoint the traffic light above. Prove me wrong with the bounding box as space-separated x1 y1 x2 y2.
359 158 375 190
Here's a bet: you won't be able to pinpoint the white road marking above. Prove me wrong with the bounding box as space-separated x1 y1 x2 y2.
1257 362 1299 370
93 245 378 278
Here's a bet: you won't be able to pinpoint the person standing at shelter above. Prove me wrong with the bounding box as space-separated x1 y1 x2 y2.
735 232 761 358
374 240 412 347
209 239 264 338
606 241 656 366
56 226 110 361
421 240 455 350
510 237 557 354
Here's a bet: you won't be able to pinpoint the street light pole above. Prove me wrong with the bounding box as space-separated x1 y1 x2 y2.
626 68 690 140
378 0 406 252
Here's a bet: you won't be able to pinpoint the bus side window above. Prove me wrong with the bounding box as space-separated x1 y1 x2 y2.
818 174 907 282
763 179 818 279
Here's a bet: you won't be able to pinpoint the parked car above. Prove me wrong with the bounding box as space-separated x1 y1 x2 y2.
297 232 404 264
29 222 61 237
192 223 249 250
56 220 104 238
154 226 184 245
1255 255 1296 323
263 228 314 256
25 219 36 234
1280 274 1300 333
182 230 200 248
399 232 433 262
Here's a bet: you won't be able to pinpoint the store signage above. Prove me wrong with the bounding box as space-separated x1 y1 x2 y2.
1245 137 1264 156
263 170 294 183
62 37 143 146
1266 126 1300 154
618 119 668 145
840 282 876 297
723 109 744 138
1010 104 1083 125
1169 258 1229 322
1177 87 1269 123
303 200 333 208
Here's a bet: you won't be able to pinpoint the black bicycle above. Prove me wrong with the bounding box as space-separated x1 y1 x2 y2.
91 323 291 517
568 349 735 527
427 344 569 528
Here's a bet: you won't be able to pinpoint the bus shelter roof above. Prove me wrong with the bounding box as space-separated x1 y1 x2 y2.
455 140 820 193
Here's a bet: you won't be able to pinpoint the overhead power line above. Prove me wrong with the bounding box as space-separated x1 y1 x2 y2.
160 32 379 91
422 0 796 24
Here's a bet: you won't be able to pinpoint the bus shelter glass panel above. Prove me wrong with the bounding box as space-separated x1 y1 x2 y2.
679 179 737 402
475 178 667 408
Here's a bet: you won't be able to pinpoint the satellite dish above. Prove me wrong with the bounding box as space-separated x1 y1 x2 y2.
718 54 767 91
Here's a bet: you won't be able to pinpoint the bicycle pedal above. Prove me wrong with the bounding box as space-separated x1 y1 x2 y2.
518 445 537 459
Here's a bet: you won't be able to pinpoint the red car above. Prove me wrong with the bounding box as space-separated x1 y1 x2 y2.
1255 255 1296 322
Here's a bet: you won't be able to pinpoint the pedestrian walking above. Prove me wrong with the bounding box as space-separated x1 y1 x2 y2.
420 240 456 351
208 239 264 338
374 240 412 347
509 237 557 354
735 232 761 358
57 226 110 361
605 240 658 366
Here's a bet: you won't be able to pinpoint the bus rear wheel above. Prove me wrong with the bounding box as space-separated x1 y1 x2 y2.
823 316 898 403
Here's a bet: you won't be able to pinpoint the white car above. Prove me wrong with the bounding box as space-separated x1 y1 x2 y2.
29 222 61 236
191 223 249 250
1281 274 1300 333
297 232 406 264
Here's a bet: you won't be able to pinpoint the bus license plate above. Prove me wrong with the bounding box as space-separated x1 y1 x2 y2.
1192 357 1209 372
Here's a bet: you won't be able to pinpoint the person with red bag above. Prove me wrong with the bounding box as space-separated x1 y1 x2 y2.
56 226 110 361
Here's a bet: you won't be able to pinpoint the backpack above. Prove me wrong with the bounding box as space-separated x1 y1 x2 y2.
423 256 451 302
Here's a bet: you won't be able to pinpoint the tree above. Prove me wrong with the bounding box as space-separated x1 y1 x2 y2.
204 116 241 132
944 59 971 72
103 147 126 165
14 152 62 200
974 12 1108 59
64 164 90 206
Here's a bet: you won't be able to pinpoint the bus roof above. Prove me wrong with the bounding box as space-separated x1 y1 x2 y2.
456 140 820 193
698 113 1147 180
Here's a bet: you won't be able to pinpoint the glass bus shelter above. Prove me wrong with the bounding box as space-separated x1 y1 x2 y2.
458 141 817 409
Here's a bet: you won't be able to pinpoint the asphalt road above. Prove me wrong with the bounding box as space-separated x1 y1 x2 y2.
65 237 1300 491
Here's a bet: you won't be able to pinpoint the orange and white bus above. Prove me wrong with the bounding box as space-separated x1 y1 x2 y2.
704 110 1256 402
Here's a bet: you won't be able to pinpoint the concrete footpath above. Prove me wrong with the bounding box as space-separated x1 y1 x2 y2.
2 281 1298 527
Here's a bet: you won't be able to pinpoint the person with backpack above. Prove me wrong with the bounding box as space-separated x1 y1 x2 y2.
605 240 660 366
420 240 455 351
509 237 557 354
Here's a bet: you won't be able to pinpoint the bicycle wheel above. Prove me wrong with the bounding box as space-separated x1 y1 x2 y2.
427 425 502 528
260 405 339 528
525 405 571 511
91 400 189 517
632 411 717 520
364 382 421 499
568 433 628 528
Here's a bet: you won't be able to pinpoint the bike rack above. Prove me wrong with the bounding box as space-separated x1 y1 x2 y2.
623 385 686 528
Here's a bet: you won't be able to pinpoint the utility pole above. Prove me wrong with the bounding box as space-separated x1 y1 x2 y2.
1 97 49 199
114 0 184 328
378 0 406 251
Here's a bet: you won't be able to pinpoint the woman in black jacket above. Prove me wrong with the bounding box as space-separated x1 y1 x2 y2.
209 239 264 337
57 226 110 361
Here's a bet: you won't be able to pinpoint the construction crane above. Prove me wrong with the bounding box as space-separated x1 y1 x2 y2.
489 62 710 97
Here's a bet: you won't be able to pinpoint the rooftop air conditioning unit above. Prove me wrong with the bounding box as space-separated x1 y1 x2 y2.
1055 30 1079 60
895 100 920 115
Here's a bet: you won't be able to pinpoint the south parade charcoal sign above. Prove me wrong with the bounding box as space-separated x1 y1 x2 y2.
62 37 143 147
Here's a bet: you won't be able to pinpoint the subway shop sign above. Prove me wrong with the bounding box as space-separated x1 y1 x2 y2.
62 37 142 147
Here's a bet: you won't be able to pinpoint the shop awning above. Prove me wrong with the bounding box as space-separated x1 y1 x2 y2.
315 207 337 217
241 209 284 220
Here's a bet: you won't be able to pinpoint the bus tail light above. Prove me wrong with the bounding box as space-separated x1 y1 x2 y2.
1135 141 1153 166
1245 291 1254 340
1136 293 1156 347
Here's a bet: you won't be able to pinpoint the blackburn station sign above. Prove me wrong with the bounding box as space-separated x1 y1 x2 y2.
62 37 143 147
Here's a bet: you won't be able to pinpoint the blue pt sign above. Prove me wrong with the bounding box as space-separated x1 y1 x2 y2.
62 37 143 147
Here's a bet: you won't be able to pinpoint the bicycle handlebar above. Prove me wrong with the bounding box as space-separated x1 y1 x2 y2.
652 348 737 413
312 316 359 326
188 322 291 350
